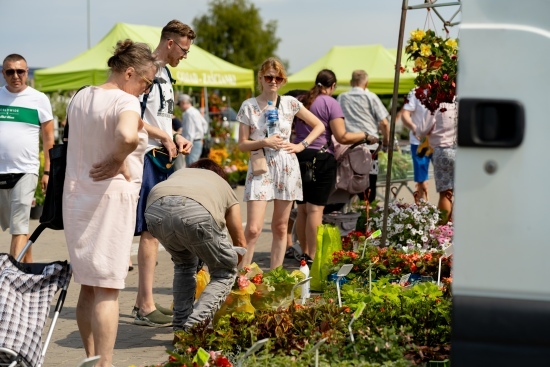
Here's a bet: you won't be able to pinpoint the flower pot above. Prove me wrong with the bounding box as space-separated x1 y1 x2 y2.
30 205 43 220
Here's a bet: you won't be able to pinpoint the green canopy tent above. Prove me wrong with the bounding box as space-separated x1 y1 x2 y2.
34 23 254 92
279 44 415 95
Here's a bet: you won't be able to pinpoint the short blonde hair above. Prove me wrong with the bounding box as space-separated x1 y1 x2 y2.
351 69 368 86
257 57 287 92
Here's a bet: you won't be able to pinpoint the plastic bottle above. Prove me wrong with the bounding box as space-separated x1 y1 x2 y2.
265 100 281 137
299 259 310 301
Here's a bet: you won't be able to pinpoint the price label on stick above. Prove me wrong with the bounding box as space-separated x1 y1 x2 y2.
368 229 381 240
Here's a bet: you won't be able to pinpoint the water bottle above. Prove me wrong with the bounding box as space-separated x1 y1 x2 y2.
299 259 310 301
265 100 281 137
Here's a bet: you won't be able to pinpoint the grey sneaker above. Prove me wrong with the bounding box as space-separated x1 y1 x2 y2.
77 356 100 367
155 302 174 316
134 310 173 327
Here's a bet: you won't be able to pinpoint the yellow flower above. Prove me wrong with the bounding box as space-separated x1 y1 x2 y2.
410 29 426 41
445 38 458 50
414 57 427 70
420 44 432 57
411 42 419 52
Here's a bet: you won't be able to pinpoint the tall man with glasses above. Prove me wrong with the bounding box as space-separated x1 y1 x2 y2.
0 54 54 263
133 20 196 327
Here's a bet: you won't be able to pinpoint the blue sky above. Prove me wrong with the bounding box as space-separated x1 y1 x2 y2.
0 0 460 73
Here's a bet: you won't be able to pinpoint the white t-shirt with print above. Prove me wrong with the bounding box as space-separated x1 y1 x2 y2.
0 86 53 174
140 67 175 153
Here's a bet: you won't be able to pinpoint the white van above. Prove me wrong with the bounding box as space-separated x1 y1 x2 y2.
452 0 549 365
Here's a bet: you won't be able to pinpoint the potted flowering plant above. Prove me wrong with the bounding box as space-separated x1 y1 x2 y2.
404 29 458 113
208 140 248 186
368 200 442 251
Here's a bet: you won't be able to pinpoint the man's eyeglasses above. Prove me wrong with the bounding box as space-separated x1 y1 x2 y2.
263 75 284 84
4 69 26 77
135 70 153 91
168 39 190 56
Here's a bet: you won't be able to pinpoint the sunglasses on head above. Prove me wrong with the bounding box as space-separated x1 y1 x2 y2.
263 75 284 84
4 69 26 77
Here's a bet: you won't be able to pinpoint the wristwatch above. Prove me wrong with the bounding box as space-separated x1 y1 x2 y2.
364 132 372 144
301 140 309 149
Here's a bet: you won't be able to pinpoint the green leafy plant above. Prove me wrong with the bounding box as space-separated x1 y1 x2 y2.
378 151 413 180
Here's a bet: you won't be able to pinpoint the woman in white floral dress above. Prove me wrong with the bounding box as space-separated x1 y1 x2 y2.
237 57 325 269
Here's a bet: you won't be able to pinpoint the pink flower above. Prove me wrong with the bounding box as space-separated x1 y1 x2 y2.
237 275 250 289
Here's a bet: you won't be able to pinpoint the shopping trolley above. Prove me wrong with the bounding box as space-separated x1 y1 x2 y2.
0 223 72 367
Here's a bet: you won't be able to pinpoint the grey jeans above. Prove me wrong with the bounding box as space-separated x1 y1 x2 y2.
145 196 238 330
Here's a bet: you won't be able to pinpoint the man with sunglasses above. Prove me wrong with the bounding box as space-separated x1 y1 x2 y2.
133 20 197 328
0 54 54 263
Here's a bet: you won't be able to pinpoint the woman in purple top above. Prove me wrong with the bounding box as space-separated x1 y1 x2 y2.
293 69 377 261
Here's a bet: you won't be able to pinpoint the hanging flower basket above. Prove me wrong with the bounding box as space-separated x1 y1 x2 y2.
403 29 458 113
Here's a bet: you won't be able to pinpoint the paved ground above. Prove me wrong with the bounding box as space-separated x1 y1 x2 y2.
0 180 437 367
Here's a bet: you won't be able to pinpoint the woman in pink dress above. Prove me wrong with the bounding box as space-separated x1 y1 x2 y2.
63 40 157 367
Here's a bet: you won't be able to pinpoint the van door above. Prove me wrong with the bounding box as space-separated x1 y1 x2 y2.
452 0 550 365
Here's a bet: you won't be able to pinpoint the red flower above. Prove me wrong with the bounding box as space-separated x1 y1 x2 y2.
215 356 233 367
251 274 263 284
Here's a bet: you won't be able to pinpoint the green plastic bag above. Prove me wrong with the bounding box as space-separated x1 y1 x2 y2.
310 224 342 291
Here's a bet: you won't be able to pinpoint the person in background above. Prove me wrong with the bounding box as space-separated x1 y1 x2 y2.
294 69 376 261
172 115 183 135
144 158 246 343
0 54 54 263
416 100 458 222
178 93 209 166
282 89 307 260
337 70 390 204
236 57 325 269
133 20 195 328
63 39 157 367
401 88 432 203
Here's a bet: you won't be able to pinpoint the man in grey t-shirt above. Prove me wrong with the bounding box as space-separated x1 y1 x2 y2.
337 70 390 202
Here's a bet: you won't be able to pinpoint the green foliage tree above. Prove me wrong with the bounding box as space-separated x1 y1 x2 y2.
192 0 283 109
